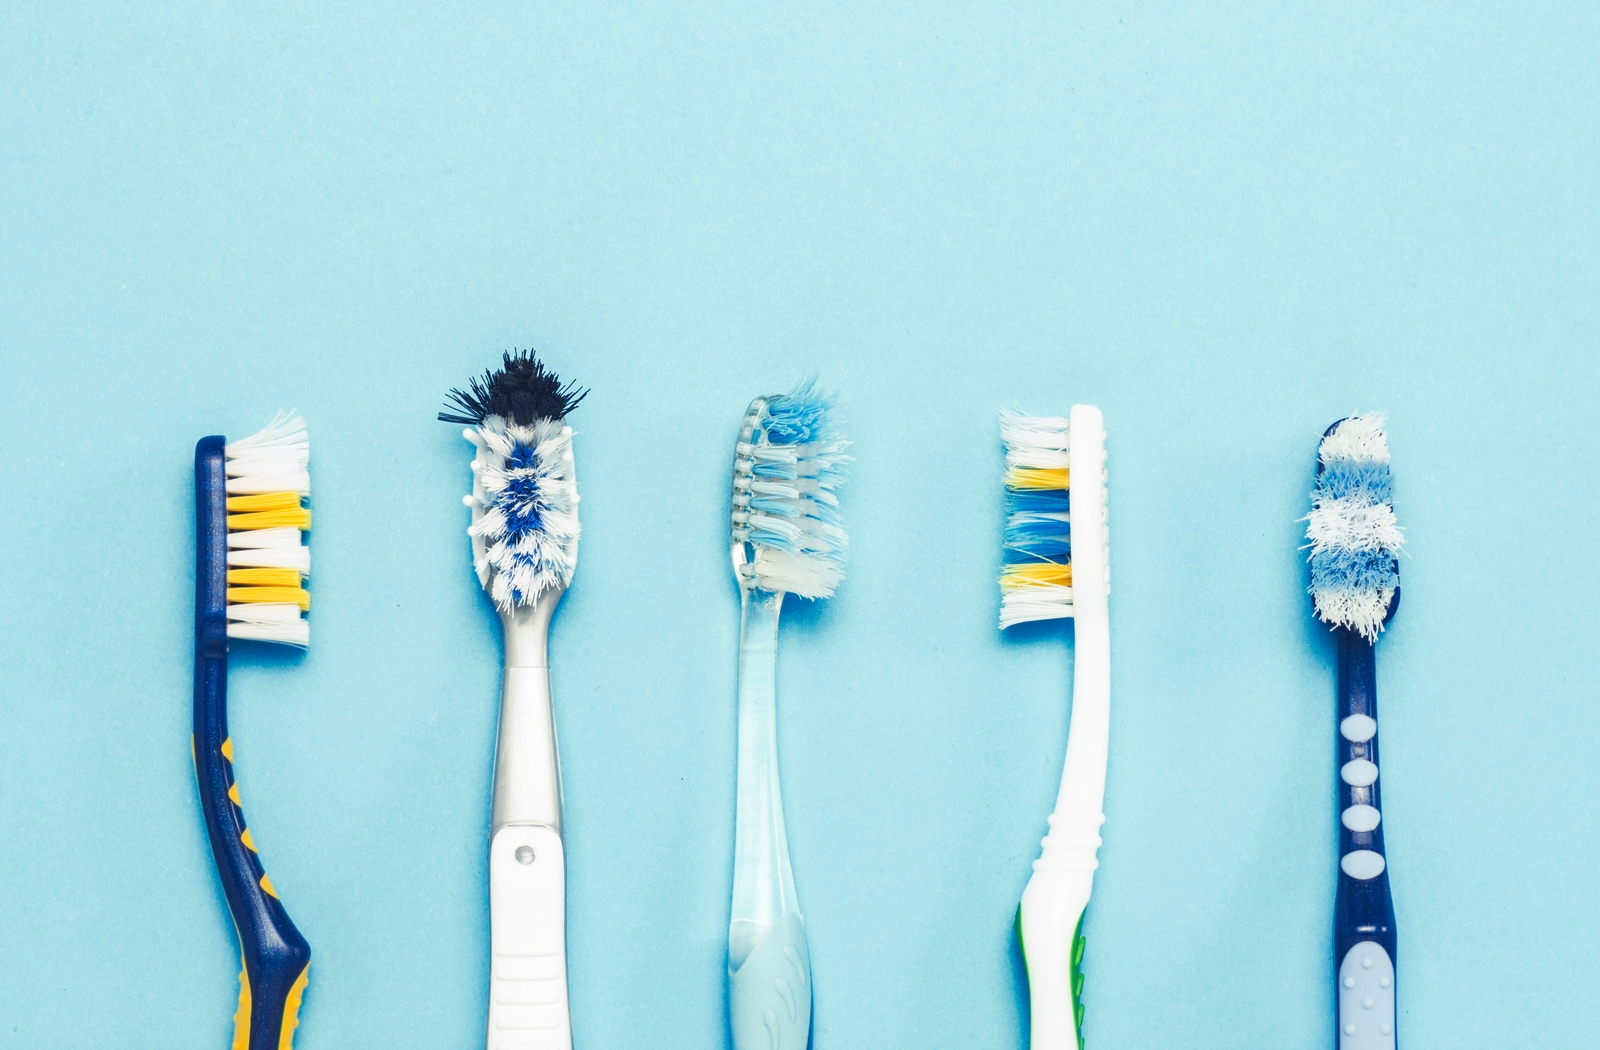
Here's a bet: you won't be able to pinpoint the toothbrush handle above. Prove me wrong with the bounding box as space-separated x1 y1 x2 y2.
487 665 570 1050
729 911 812 1050
728 590 811 1050
193 436 311 1050
1019 404 1110 1050
1334 629 1397 1048
488 824 570 1050
1018 860 1092 1050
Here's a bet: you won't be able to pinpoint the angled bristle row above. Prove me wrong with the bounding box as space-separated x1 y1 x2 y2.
1306 414 1402 641
730 382 850 599
465 416 580 611
224 414 310 646
999 410 1073 628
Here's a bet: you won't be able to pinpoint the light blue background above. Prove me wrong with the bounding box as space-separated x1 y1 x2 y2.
2 3 1597 1048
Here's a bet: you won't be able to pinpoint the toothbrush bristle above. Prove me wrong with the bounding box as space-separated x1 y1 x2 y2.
438 348 588 426
223 412 311 647
444 351 581 611
999 410 1073 628
1306 414 1402 641
730 380 850 599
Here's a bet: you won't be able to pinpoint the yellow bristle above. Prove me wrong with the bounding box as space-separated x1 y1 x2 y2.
227 568 302 588
1005 467 1070 491
1000 562 1073 590
228 587 312 611
227 507 312 531
225 491 301 513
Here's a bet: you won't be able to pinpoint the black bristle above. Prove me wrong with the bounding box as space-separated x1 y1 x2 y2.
437 349 588 426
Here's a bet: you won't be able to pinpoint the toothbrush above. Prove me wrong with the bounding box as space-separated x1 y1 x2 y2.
192 412 314 1050
439 350 585 1050
1305 415 1404 1050
999 406 1110 1050
726 382 848 1050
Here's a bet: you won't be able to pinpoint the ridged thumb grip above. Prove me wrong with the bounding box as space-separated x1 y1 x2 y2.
729 912 811 1050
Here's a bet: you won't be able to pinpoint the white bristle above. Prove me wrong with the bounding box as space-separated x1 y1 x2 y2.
1000 411 1071 467
225 411 310 496
998 586 1077 629
1304 498 1402 554
227 546 310 575
226 603 302 624
1318 414 1391 466
462 415 579 612
998 410 1077 628
1306 414 1402 640
227 526 301 549
224 414 310 648
227 621 311 646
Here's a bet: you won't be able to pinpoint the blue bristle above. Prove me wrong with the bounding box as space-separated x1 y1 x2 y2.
501 443 544 539
1004 488 1071 560
1005 518 1071 557
762 383 830 445
1009 490 1071 514
1316 459 1393 504
1305 415 1403 638
1309 547 1399 593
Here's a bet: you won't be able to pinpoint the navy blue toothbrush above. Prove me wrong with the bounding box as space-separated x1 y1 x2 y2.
194 414 314 1050
1305 416 1404 1050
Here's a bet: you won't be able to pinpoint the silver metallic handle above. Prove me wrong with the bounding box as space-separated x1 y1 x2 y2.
493 592 564 835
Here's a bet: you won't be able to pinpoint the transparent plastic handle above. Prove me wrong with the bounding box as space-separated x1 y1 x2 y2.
728 589 811 1050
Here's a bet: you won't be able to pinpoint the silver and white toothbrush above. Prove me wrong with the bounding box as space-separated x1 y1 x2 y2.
440 350 585 1050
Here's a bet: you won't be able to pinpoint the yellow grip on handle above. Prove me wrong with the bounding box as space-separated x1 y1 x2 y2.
232 961 310 1050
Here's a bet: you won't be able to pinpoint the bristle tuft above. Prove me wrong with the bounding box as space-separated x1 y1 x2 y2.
225 414 310 647
438 349 588 426
1306 414 1402 640
730 380 850 599
464 416 580 610
999 409 1073 628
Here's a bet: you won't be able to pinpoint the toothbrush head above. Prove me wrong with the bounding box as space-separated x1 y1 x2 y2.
998 409 1076 628
729 380 850 599
223 412 311 646
1306 414 1402 641
440 350 583 612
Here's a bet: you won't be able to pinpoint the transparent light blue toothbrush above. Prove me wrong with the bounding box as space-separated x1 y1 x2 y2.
726 384 848 1050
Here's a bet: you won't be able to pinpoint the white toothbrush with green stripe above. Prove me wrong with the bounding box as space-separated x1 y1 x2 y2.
999 405 1110 1050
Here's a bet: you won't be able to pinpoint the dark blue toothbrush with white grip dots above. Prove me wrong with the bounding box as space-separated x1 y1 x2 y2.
1306 415 1404 1050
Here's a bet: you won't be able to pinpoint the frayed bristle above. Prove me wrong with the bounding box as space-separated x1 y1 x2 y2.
443 352 583 612
730 381 850 599
462 416 580 611
225 413 310 646
438 349 588 426
999 409 1074 628
1306 414 1402 641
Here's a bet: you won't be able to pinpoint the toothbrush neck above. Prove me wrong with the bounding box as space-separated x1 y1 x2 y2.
501 588 563 668
1335 628 1378 720
730 588 797 929
1335 627 1386 859
740 588 781 650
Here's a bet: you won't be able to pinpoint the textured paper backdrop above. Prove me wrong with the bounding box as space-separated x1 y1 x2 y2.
2 3 1597 1047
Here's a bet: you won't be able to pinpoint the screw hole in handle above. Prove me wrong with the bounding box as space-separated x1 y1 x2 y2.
514 845 535 865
